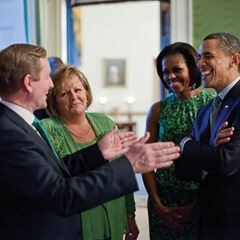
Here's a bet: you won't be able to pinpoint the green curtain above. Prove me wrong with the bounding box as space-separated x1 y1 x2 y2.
193 0 240 49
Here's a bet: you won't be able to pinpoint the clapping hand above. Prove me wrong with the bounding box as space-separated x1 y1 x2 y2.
98 125 138 160
98 128 180 173
125 132 180 173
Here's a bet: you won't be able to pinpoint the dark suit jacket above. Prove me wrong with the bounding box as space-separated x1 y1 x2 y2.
0 103 138 240
175 81 240 239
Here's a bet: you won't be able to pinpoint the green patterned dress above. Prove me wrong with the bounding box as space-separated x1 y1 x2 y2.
148 90 213 240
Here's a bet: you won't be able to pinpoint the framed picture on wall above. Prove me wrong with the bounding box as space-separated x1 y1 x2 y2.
103 58 126 87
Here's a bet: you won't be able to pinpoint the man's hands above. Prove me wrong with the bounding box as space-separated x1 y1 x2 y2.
125 132 180 173
98 127 180 173
98 125 138 160
214 122 234 146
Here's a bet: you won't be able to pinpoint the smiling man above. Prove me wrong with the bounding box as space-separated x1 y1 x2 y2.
176 32 240 239
0 43 180 240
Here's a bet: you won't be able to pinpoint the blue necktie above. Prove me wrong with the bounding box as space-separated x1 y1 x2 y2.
33 117 60 161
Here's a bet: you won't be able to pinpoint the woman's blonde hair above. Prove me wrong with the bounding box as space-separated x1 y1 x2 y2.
47 64 93 116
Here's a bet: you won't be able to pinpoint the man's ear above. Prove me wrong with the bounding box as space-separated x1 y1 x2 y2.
230 53 240 69
23 74 34 93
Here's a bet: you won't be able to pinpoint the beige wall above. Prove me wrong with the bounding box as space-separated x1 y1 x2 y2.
78 2 160 136
37 0 192 136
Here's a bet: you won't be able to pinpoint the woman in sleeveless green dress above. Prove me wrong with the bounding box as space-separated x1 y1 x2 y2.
142 42 213 240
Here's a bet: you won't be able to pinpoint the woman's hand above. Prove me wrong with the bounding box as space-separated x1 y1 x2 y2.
214 122 234 147
173 202 195 223
154 204 183 230
125 213 139 240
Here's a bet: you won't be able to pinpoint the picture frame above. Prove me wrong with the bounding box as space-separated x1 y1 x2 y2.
103 58 126 87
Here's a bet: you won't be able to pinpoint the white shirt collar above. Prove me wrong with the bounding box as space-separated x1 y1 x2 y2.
1 99 35 126
218 76 240 100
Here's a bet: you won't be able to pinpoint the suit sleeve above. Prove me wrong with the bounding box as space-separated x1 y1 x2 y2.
62 143 107 175
175 105 240 180
0 128 138 216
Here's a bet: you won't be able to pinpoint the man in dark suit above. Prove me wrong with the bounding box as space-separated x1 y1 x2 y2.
0 43 180 240
176 32 240 239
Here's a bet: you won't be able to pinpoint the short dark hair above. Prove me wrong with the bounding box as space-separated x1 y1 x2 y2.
156 42 202 90
0 44 46 96
48 57 64 75
203 32 240 72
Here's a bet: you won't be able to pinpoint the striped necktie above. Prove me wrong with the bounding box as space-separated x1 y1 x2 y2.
33 117 60 161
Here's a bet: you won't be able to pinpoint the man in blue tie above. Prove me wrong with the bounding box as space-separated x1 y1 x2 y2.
177 32 240 239
0 43 180 240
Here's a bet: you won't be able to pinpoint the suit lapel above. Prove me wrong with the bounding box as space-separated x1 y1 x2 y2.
210 81 240 143
0 104 71 175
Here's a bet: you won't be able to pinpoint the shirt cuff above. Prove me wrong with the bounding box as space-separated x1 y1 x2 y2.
179 137 192 153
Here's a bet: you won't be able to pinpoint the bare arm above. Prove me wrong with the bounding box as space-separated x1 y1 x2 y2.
142 102 162 206
142 102 182 229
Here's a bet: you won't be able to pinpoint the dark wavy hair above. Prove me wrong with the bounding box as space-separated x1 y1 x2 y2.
156 42 202 90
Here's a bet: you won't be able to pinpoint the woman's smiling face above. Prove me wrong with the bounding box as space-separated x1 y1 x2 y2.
162 53 191 95
55 75 87 119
